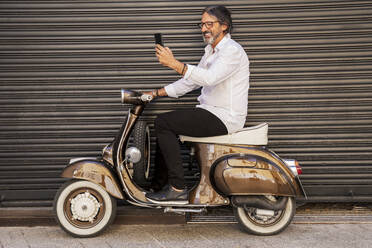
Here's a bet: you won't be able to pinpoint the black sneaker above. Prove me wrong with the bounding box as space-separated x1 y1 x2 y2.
146 184 188 204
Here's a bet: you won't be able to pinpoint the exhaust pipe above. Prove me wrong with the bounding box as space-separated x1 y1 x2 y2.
232 195 288 211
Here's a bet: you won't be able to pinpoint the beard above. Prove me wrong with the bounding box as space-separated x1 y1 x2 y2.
203 30 222 45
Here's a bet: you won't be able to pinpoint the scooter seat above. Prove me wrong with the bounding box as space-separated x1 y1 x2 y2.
179 123 268 145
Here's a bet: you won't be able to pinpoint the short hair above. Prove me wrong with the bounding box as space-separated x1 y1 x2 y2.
202 5 233 34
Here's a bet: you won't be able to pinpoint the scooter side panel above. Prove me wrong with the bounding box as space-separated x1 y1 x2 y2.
61 159 124 199
210 145 304 197
214 160 294 196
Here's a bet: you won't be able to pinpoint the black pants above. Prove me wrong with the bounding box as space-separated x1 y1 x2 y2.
152 108 228 190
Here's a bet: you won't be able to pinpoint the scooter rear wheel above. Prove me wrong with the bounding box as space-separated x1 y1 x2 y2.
233 196 295 236
53 179 117 238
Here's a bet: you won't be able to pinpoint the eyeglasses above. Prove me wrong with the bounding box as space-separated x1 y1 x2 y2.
197 21 220 29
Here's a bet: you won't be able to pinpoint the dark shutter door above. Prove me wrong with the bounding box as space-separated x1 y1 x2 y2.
1 0 372 206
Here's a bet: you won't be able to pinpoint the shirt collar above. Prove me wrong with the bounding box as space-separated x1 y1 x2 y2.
205 33 231 54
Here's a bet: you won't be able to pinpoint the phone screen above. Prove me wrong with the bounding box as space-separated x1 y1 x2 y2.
154 33 163 46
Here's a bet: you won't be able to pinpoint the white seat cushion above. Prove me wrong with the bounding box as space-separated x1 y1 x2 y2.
179 123 268 145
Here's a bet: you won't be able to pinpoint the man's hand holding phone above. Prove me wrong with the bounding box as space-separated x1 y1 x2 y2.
155 33 175 66
154 33 186 76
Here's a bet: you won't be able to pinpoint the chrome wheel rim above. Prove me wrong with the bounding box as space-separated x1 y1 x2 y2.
63 187 105 228
244 207 284 226
244 196 285 226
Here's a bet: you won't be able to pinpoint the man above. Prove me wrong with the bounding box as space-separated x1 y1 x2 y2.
145 5 250 203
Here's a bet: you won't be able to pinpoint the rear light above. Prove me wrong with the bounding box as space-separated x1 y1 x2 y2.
283 159 302 176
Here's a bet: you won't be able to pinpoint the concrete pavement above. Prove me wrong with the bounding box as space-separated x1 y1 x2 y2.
1 223 372 248
1 203 372 248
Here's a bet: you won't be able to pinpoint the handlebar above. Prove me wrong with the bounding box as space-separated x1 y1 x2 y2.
121 89 153 105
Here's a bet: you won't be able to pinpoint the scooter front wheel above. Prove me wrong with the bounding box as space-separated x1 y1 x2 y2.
53 179 117 238
233 196 295 236
131 120 151 186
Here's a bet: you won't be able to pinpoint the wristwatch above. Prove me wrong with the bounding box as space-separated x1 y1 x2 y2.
152 89 158 97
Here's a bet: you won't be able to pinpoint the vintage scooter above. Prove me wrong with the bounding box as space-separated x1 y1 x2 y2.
53 89 306 238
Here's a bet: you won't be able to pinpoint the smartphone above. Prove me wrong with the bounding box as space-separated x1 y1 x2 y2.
154 33 163 47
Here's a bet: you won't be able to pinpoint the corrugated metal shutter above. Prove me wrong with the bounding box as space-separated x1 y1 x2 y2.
1 0 371 207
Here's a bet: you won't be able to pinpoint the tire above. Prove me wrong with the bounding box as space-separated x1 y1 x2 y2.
233 196 295 236
131 121 151 186
53 179 117 238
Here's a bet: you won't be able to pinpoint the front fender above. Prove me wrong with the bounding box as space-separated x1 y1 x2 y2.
61 159 124 199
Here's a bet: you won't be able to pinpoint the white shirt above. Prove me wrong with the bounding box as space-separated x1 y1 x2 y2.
164 34 250 133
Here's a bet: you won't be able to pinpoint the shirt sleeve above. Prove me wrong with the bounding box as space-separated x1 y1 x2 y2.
164 77 200 98
184 44 242 87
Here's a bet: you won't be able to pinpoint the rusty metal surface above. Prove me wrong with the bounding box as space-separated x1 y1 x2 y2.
211 144 302 196
62 160 124 199
189 144 229 205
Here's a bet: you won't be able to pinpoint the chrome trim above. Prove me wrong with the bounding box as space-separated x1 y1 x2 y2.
115 110 156 207
117 163 144 203
117 111 131 166
115 111 140 203
164 207 207 214
69 157 97 164
282 159 307 199
120 89 126 104
146 198 189 205
125 199 160 208
282 159 298 176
